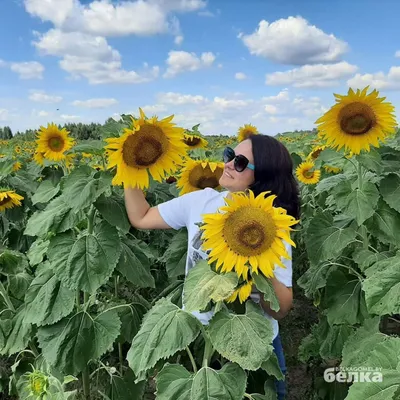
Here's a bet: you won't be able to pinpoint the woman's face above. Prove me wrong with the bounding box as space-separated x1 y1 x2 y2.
219 139 255 192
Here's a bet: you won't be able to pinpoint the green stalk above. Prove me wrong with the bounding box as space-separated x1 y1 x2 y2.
114 275 124 375
0 282 15 312
356 161 369 250
202 335 214 367
186 346 197 373
82 368 90 400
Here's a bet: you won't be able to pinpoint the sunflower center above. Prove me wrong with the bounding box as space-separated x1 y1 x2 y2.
189 164 223 189
184 136 201 146
339 102 376 135
223 207 276 256
122 124 168 168
311 149 323 159
304 169 315 179
0 196 11 206
48 136 64 152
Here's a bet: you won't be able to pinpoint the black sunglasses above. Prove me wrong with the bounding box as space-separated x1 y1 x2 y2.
223 147 255 172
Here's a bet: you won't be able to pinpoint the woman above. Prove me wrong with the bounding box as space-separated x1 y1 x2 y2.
124 134 300 399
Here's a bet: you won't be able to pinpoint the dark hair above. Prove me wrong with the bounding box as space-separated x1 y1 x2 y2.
247 134 300 220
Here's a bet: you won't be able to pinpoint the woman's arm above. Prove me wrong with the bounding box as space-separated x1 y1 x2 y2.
258 277 293 320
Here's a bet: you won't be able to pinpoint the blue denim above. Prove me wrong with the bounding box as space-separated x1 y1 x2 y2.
272 333 287 399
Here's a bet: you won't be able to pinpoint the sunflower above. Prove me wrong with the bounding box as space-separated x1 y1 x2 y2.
315 86 397 154
176 158 224 195
237 124 259 142
104 108 188 189
226 280 253 304
33 151 45 166
14 145 21 154
296 161 321 185
324 165 341 174
182 133 208 149
36 123 75 161
306 145 326 161
200 190 298 285
12 161 22 172
0 189 24 212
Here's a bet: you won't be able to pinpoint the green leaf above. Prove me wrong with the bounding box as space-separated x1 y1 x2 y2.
8 170 39 194
27 238 50 267
332 180 379 225
297 262 338 297
127 298 202 379
315 174 348 195
261 352 285 381
49 221 121 293
31 180 60 205
107 369 145 400
183 260 238 312
8 272 33 300
319 323 354 360
117 237 155 288
37 309 121 375
0 159 15 178
362 255 400 315
323 270 367 325
72 140 105 156
365 199 400 245
24 196 84 237
0 249 28 274
119 300 149 343
161 229 188 278
0 307 32 356
341 317 387 368
352 248 393 272
94 194 131 234
379 174 400 213
156 363 247 400
24 267 75 326
356 148 383 174
208 302 274 371
344 338 400 400
306 212 357 264
252 273 280 312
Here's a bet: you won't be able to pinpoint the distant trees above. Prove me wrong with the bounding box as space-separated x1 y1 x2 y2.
0 126 12 139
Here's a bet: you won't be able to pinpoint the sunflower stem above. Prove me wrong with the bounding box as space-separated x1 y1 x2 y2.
82 367 91 400
75 290 81 309
87 205 96 235
357 161 363 190
202 334 214 368
29 340 40 358
186 346 198 373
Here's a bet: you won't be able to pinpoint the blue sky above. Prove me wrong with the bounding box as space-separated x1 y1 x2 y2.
1 0 400 136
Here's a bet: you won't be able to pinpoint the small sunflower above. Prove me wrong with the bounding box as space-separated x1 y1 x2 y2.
237 124 259 142
324 165 341 174
306 145 326 161
0 189 24 212
14 145 22 154
182 133 208 149
315 86 397 154
226 280 253 304
200 190 298 289
12 161 22 172
28 370 48 397
296 161 321 185
176 158 224 195
105 108 188 189
36 123 75 161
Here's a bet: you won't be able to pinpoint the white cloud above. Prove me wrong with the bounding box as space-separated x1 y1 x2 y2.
239 16 348 65
262 88 290 103
24 0 205 37
31 109 51 118
0 109 10 121
264 104 279 114
292 96 327 117
33 29 159 84
157 92 208 105
235 72 247 80
164 50 216 78
9 61 44 79
174 35 184 45
72 98 118 108
0 59 7 67
61 114 80 120
141 104 168 114
29 91 63 103
266 61 358 88
213 97 252 110
38 110 49 117
347 67 400 90
198 10 215 17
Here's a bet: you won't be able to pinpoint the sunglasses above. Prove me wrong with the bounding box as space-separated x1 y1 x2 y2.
223 146 255 172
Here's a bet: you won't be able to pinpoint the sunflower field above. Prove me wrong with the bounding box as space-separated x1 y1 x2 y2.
0 86 399 400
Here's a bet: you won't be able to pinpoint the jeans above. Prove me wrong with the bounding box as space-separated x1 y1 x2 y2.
272 333 287 399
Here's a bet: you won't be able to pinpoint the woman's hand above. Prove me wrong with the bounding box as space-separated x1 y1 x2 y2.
258 277 293 320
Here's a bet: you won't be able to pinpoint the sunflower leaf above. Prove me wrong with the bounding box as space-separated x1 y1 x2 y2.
24 267 75 326
7 170 39 194
332 180 379 226
344 338 400 400
356 148 383 174
37 309 121 375
72 140 105 156
48 220 122 293
365 199 400 245
116 237 155 288
156 363 247 400
261 352 285 381
362 254 400 315
161 229 188 279
106 368 145 400
183 260 238 312
208 301 274 371
305 211 357 264
118 300 149 343
31 180 60 205
127 298 202 380
252 273 280 312
26 237 50 267
379 174 400 213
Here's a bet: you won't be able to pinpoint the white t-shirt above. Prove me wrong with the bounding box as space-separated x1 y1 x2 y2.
157 187 293 339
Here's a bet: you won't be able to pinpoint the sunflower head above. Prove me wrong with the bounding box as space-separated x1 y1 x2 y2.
0 189 24 212
324 165 341 174
237 124 259 143
176 158 224 195
226 280 253 304
104 108 188 189
28 370 48 397
306 145 326 161
200 190 298 298
35 123 75 161
295 161 321 185
12 161 22 172
33 151 45 166
182 133 208 149
315 86 397 154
